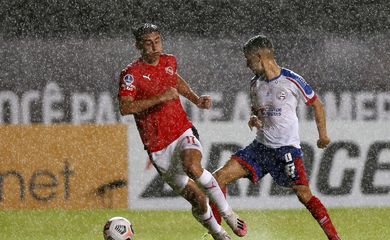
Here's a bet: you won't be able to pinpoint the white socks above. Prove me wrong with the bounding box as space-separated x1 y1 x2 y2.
196 170 229 214
193 204 221 234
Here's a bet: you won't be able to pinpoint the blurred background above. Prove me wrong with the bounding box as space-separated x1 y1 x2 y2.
1 1 390 239
1 0 390 123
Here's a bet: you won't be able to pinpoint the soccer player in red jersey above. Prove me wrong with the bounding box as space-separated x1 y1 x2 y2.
118 23 246 240
209 35 341 240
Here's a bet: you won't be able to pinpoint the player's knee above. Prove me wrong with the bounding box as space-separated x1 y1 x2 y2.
183 164 201 179
181 152 203 178
293 185 313 204
182 162 194 173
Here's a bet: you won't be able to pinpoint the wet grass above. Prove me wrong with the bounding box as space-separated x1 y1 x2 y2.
0 207 389 239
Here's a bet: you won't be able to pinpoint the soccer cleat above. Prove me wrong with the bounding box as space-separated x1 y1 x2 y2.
201 232 214 240
210 229 231 240
222 208 247 237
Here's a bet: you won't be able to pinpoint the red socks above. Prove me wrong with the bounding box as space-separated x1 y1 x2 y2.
305 196 340 240
211 190 340 239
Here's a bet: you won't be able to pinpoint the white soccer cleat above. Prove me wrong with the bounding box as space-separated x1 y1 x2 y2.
222 208 247 237
211 229 231 240
201 232 214 240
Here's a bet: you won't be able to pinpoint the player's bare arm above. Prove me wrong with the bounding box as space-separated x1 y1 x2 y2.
311 98 331 149
176 73 212 109
119 87 179 115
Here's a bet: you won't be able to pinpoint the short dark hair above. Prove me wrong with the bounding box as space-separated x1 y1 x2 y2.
133 23 160 41
243 35 274 54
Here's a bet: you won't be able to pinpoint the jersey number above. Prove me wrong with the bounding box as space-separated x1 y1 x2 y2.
185 136 196 144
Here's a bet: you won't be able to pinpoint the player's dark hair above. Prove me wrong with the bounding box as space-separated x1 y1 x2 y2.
243 34 274 54
133 23 160 41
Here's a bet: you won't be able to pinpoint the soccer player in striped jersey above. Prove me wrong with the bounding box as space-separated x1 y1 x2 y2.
210 35 341 240
118 23 246 240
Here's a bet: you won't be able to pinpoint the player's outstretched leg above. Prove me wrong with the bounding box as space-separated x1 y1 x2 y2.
181 179 231 240
304 195 341 240
196 169 247 237
181 149 247 237
294 185 340 240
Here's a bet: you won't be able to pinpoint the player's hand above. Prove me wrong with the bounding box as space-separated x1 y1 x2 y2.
317 136 331 149
248 115 262 131
160 87 179 102
197 95 212 109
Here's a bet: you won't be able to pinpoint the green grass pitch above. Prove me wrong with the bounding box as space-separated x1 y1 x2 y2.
1 207 389 239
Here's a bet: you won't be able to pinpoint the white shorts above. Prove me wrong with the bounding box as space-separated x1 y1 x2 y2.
150 128 203 193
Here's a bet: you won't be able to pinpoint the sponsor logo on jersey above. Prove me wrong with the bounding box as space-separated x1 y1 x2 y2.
142 74 151 80
260 106 282 116
165 66 174 75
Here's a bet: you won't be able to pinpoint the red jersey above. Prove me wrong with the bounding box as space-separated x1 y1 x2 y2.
118 54 193 152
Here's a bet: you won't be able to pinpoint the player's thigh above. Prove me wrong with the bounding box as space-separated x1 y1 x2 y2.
213 158 248 188
178 129 204 178
181 148 203 178
270 148 309 187
151 143 189 193
159 169 190 194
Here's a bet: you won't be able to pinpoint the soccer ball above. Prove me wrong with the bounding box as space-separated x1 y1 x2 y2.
103 216 135 240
